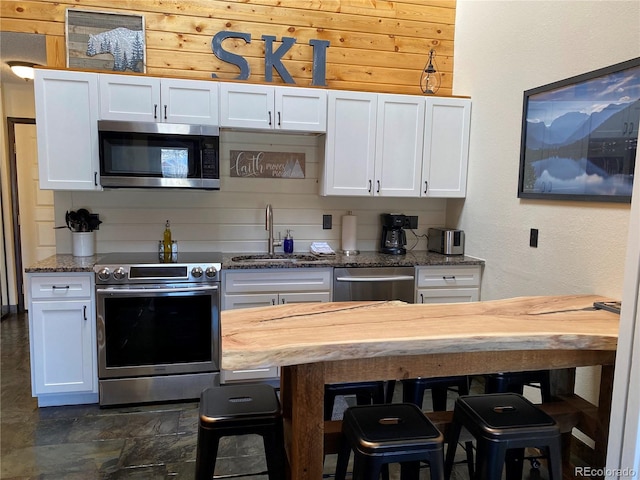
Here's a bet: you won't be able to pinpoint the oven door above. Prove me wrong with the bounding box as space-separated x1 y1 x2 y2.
96 283 220 379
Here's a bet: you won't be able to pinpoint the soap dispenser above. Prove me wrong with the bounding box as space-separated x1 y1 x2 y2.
283 229 294 254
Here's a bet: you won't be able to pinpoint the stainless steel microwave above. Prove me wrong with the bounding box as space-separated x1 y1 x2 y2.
98 121 220 190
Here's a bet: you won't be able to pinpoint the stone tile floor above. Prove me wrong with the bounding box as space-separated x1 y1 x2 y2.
1 312 549 479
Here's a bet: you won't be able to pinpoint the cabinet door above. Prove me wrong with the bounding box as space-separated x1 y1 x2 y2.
99 74 161 122
35 70 100 190
375 94 425 197
276 87 327 132
161 78 219 125
322 91 377 196
220 83 274 129
422 98 471 197
30 300 95 395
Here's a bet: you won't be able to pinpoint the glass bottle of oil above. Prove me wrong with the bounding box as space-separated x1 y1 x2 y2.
163 220 172 262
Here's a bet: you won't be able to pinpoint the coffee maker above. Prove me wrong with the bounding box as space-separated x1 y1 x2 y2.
380 213 407 255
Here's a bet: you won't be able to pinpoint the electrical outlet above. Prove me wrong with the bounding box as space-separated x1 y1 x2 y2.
403 216 418 229
322 214 332 229
530 228 538 248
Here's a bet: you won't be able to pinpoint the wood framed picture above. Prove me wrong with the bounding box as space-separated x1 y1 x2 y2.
66 8 146 73
518 57 640 203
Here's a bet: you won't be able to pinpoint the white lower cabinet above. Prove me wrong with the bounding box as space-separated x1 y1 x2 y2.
221 268 332 383
28 273 98 406
415 265 481 304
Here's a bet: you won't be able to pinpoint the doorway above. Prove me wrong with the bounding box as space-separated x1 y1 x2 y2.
7 117 55 312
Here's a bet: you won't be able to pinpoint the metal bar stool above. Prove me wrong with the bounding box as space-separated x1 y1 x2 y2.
195 384 285 480
484 370 552 402
444 393 562 480
386 377 475 478
325 381 386 420
335 403 445 480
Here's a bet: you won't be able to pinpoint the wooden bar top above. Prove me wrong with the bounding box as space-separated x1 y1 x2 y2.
221 295 619 370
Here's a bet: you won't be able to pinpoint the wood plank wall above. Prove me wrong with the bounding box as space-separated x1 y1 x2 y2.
1 0 456 95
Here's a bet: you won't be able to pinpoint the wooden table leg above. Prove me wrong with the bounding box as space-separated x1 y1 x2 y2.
594 364 614 466
281 363 326 480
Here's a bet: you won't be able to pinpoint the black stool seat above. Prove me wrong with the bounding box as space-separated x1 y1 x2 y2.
325 381 386 420
402 376 470 411
484 370 552 402
445 393 562 480
195 384 285 480
335 403 445 480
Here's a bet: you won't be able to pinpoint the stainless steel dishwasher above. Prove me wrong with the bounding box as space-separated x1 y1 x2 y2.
333 267 415 303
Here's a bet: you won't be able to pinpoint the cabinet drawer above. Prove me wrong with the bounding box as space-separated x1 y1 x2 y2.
221 366 279 383
30 274 92 299
415 266 481 288
224 269 332 294
417 288 480 304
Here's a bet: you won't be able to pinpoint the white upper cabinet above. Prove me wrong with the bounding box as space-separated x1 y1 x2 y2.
421 97 471 198
321 91 425 197
98 74 219 125
35 69 101 190
375 94 425 197
220 83 327 132
321 91 377 196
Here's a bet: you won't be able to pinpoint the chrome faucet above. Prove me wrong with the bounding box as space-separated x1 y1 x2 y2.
265 204 282 255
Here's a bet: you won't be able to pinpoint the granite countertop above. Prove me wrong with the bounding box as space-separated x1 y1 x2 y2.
25 254 102 273
25 251 484 273
221 250 484 269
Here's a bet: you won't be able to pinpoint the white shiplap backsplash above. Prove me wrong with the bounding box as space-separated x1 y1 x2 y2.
54 131 448 255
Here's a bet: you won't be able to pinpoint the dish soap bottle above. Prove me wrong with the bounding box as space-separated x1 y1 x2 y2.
163 220 172 261
283 229 294 254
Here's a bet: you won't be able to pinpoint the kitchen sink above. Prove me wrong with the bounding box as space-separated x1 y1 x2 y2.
231 254 321 263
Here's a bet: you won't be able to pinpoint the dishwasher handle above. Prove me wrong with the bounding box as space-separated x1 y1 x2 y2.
335 275 415 282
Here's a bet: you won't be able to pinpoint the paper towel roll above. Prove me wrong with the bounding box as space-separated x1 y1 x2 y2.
341 214 359 254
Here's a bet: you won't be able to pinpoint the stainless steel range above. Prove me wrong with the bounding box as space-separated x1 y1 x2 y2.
94 252 222 406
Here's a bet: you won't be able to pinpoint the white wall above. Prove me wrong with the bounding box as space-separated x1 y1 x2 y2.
452 0 639 301
452 0 640 444
53 130 447 255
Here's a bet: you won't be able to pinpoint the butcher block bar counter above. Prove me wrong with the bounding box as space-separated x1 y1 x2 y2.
221 295 619 479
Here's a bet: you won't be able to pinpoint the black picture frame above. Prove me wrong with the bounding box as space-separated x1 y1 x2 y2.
518 57 640 203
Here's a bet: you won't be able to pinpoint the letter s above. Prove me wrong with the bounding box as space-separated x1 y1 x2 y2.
211 31 251 80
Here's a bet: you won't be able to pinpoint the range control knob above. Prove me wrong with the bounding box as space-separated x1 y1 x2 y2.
97 268 111 281
113 267 126 280
205 266 218 278
191 266 203 278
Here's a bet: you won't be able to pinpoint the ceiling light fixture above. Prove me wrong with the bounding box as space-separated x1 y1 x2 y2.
420 49 440 95
7 61 36 81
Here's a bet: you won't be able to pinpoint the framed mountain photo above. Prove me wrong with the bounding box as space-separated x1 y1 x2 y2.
518 57 640 203
66 9 146 73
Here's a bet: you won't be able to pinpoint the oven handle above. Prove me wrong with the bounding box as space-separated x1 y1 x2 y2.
335 275 415 282
96 285 218 294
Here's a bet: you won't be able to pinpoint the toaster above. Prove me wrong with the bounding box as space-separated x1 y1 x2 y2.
428 228 465 255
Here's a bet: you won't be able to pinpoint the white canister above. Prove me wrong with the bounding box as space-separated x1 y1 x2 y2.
72 232 95 257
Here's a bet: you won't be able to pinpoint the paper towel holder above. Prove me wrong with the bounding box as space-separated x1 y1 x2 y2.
340 211 360 256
